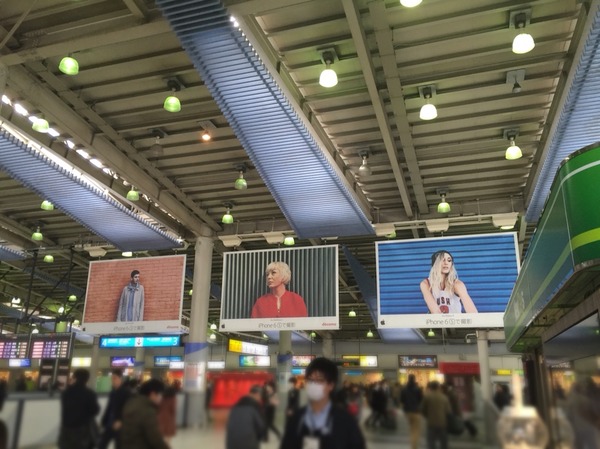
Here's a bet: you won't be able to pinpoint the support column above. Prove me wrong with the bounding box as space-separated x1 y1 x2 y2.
134 347 145 380
322 333 333 359
89 336 100 391
183 233 213 427
477 330 494 444
276 331 293 427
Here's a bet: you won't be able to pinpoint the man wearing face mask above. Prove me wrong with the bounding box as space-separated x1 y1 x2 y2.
280 357 366 449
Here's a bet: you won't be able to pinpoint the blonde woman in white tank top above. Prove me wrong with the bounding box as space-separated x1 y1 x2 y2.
419 250 478 314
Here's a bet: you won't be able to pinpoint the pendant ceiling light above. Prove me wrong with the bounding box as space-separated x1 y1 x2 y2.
366 330 374 338
43 254 54 263
58 56 79 75
31 226 43 241
348 309 356 317
40 200 54 211
427 329 435 337
504 128 523 160
511 11 535 54
419 85 438 120
222 202 234 224
234 164 248 190
319 49 338 88
68 294 77 302
400 0 422 6
283 236 295 246
126 186 140 201
201 130 211 141
32 117 50 133
437 190 451 214
163 78 184 112
358 150 372 176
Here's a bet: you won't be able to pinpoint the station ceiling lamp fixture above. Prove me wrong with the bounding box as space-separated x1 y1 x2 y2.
510 9 535 54
436 189 451 214
504 128 523 160
319 48 338 88
58 55 79 75
418 85 438 120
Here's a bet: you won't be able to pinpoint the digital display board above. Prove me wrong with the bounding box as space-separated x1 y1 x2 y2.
228 338 269 356
292 355 315 367
9 358 31 367
239 355 271 367
154 356 183 367
398 355 438 368
207 360 225 370
99 335 180 348
0 335 30 359
71 357 92 367
29 333 73 359
111 356 135 367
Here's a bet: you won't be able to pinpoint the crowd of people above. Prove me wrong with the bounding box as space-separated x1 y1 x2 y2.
225 359 482 449
57 368 180 449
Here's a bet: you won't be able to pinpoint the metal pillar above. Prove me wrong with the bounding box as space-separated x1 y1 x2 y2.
183 233 213 427
89 336 100 391
477 330 495 444
322 333 334 359
276 331 293 428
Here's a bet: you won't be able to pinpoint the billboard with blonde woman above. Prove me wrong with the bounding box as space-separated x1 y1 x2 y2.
220 245 338 332
377 233 519 329
82 255 186 335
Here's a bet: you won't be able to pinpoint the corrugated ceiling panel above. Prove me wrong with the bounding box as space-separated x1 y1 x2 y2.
157 0 374 239
527 5 600 221
0 130 180 251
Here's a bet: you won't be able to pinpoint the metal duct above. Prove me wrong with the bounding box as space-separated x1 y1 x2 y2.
0 245 26 261
0 130 181 251
527 4 600 221
156 0 374 238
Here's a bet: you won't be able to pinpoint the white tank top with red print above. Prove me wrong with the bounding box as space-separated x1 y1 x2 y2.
433 288 462 313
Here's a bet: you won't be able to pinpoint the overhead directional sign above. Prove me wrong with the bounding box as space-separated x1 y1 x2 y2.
99 335 180 348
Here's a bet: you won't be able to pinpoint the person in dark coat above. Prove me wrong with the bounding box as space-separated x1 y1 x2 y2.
226 384 266 449
120 379 169 449
285 377 301 424
58 368 100 449
280 357 366 449
98 369 131 449
401 374 424 449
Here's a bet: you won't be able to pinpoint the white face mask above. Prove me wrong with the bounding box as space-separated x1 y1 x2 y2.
305 381 326 402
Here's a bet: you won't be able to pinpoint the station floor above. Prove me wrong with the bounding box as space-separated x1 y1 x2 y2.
168 409 498 449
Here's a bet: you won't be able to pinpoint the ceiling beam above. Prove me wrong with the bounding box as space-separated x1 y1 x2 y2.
342 0 414 218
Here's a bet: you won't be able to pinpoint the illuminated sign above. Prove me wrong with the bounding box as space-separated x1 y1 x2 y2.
110 356 135 367
0 335 29 359
99 335 180 348
239 355 271 367
398 355 438 368
71 357 92 367
207 361 225 370
292 355 315 367
228 338 269 356
29 333 73 359
169 361 185 369
154 356 183 367
341 355 378 367
9 358 31 367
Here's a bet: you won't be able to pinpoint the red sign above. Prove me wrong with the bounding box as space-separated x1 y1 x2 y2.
438 362 480 375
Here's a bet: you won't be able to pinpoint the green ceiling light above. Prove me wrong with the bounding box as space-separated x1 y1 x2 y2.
41 200 54 211
386 230 397 239
163 78 183 112
126 186 140 201
310 331 317 338
43 254 54 263
73 319 80 326
58 56 79 75
366 329 374 338
283 236 295 246
210 322 217 330
427 329 435 337
348 309 356 317
234 164 248 190
222 202 234 224
68 294 77 302
188 289 193 296
32 117 50 133
31 226 43 241
437 190 451 214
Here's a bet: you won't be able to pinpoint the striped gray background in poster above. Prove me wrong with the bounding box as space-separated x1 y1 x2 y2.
221 245 338 319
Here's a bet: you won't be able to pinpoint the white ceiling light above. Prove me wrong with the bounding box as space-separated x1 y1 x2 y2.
510 10 535 54
374 223 396 237
319 49 338 88
400 0 422 7
358 150 372 176
263 232 285 244
218 234 242 247
504 128 522 160
418 85 438 120
425 218 449 233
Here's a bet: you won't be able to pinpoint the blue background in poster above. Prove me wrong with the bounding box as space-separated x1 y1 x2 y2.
377 234 519 315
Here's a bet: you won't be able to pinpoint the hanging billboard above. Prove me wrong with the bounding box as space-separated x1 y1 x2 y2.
82 255 186 335
377 233 519 328
219 245 338 332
